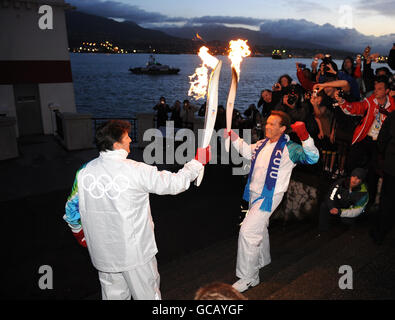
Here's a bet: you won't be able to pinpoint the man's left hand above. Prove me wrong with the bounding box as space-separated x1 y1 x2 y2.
291 121 309 141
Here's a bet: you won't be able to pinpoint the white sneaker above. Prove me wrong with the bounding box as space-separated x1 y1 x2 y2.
232 277 260 293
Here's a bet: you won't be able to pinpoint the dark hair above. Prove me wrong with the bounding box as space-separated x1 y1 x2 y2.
95 120 131 152
270 110 291 131
277 74 293 87
341 56 355 75
375 67 391 77
375 75 390 90
194 282 248 300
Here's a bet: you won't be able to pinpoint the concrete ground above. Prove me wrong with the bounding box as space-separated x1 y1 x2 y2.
0 135 394 300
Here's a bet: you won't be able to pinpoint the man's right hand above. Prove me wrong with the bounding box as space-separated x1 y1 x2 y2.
223 129 239 142
330 208 339 215
195 145 211 166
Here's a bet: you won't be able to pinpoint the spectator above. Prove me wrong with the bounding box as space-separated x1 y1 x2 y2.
370 109 395 245
257 89 282 119
314 79 362 178
243 103 260 128
276 84 318 142
273 74 293 96
170 100 183 128
362 46 392 96
341 56 362 80
309 90 337 174
334 75 395 209
318 168 369 233
198 101 206 117
296 62 316 92
180 99 199 128
153 96 171 128
388 43 395 70
194 282 248 300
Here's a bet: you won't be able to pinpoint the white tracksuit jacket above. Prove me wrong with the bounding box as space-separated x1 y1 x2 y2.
64 149 202 273
232 135 319 279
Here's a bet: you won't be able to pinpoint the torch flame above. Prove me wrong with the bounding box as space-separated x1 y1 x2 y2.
228 39 251 79
196 33 204 42
188 46 219 100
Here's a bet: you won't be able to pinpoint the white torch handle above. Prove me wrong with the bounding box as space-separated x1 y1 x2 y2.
195 60 222 187
225 67 238 152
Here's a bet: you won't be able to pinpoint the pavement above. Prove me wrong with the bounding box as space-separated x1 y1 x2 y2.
0 134 394 300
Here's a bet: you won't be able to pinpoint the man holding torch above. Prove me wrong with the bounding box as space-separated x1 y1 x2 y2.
225 111 319 292
63 120 211 300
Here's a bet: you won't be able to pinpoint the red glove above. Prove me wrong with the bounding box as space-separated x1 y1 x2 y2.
291 121 309 141
195 145 211 166
223 129 239 142
72 229 87 248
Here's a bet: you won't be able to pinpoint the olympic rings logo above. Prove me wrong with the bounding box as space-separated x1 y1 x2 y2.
80 173 130 200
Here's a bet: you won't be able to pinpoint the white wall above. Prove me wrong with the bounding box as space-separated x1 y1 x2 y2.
0 85 19 135
0 0 71 61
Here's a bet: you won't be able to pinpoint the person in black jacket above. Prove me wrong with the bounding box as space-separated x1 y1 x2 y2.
318 168 369 232
388 44 395 71
153 96 171 128
371 110 395 244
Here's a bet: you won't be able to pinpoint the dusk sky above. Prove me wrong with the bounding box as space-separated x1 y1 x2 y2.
69 0 395 37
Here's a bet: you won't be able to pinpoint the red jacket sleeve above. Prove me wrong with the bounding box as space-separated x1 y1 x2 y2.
339 98 368 116
297 69 315 91
353 64 362 79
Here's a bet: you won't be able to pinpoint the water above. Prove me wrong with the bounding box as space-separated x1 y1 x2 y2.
70 53 379 118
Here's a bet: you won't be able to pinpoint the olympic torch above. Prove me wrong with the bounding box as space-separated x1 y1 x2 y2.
225 40 251 152
188 47 222 186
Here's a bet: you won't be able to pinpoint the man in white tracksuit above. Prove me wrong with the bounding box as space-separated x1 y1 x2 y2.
226 110 319 292
63 120 210 300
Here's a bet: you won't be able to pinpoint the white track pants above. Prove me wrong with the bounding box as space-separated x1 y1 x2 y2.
236 192 284 280
98 257 161 300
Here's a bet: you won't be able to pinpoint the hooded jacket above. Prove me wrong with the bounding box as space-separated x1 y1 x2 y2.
326 177 369 218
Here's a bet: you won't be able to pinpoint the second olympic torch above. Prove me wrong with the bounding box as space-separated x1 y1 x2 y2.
195 59 222 186
225 40 251 152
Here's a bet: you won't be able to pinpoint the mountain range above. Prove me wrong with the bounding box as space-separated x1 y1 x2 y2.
65 11 393 56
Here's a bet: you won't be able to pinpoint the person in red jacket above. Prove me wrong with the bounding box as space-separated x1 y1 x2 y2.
334 75 395 208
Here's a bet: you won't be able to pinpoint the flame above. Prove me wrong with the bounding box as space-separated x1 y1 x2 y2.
188 46 219 100
228 39 251 79
196 33 204 42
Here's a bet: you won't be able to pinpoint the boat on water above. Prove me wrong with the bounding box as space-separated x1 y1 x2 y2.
272 49 289 59
129 55 180 75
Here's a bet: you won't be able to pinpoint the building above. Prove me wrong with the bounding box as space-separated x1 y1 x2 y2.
0 0 76 137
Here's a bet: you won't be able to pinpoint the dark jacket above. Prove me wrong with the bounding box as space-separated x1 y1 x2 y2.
257 91 282 118
377 110 395 176
388 48 395 71
325 177 369 218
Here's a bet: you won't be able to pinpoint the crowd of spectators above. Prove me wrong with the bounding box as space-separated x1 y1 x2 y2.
152 44 395 244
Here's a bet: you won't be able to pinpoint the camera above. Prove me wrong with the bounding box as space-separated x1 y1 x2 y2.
337 89 345 98
313 89 318 97
287 86 298 105
298 63 306 69
322 54 332 72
